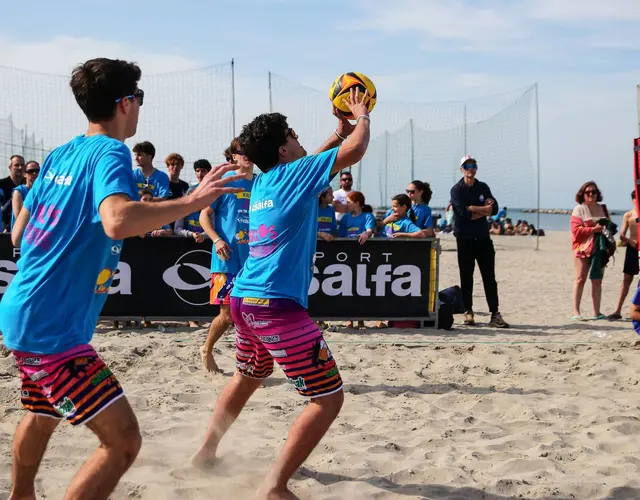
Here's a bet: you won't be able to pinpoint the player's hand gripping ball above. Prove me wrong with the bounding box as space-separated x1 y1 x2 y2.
329 72 377 120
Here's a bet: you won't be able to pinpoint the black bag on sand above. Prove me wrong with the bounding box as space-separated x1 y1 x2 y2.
437 302 454 330
439 286 465 314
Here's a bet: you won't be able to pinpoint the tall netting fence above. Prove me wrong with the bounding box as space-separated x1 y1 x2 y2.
269 73 537 211
0 62 234 186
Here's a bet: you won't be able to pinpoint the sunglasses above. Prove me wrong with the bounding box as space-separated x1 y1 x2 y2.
341 178 353 182
463 162 478 169
406 189 415 194
115 88 144 106
26 169 39 175
585 190 599 195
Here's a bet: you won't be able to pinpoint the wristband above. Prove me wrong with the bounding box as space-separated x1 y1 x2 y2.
213 238 221 244
356 115 370 124
334 129 347 141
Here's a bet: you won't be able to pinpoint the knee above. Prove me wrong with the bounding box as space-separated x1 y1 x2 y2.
314 389 344 418
575 274 587 286
219 306 233 325
105 422 142 468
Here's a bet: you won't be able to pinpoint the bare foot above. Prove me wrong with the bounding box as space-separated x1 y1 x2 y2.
200 345 223 374
189 320 199 328
189 449 218 471
257 486 300 500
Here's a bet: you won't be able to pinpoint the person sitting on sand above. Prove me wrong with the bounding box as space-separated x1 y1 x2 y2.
503 218 515 235
489 221 502 235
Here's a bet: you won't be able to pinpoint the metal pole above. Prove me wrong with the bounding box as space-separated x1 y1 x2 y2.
636 84 640 136
409 119 415 180
384 131 389 204
535 83 541 251
268 71 273 113
463 104 468 155
356 159 362 191
231 58 236 138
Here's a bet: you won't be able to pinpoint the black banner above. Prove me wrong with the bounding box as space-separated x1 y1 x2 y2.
0 235 437 320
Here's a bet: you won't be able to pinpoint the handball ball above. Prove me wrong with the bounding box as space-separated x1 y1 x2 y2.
329 72 377 120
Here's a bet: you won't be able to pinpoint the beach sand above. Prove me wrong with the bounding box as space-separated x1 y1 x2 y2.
2 231 640 499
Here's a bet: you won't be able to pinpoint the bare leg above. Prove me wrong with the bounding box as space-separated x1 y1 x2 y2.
9 413 60 500
201 305 233 373
573 257 588 316
612 274 634 316
592 277 603 316
191 372 263 468
63 397 141 500
259 390 344 499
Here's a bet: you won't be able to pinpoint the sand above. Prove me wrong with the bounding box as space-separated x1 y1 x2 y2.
2 231 640 500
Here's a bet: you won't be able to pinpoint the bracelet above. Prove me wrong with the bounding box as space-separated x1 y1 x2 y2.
356 115 370 124
334 129 347 141
213 238 221 244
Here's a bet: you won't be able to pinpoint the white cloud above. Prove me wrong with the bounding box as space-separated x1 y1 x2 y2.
529 0 640 22
0 35 201 75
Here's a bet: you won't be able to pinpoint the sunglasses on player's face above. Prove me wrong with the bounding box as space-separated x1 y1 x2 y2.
26 169 39 175
286 128 298 141
462 162 477 170
406 189 415 194
115 88 144 106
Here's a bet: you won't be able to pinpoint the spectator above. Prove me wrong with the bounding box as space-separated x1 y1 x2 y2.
406 180 434 236
199 138 254 373
570 181 610 320
489 221 502 235
317 187 337 241
191 158 212 190
382 194 425 239
333 170 353 221
450 155 509 328
492 205 507 222
608 191 639 320
132 141 170 199
338 190 375 244
503 218 515 235
0 155 25 231
138 189 173 237
11 161 39 230
165 152 190 200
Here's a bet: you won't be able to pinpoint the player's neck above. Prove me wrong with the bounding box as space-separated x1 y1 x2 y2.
85 122 125 142
140 164 155 176
463 176 475 186
238 166 253 180
169 174 181 183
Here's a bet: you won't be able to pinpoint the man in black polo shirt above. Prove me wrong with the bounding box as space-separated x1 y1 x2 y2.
450 156 509 328
0 155 25 231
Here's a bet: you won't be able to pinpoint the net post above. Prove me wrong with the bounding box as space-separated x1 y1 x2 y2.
384 131 389 204
535 83 541 251
463 104 467 156
409 119 415 180
268 71 273 113
231 58 236 138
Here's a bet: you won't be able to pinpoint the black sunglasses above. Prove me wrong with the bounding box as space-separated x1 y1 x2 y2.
285 128 298 141
26 169 39 175
115 88 144 106
406 189 415 194
341 177 353 182
585 190 599 195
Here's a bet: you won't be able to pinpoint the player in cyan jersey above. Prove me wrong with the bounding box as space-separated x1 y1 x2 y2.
191 88 371 499
0 57 243 500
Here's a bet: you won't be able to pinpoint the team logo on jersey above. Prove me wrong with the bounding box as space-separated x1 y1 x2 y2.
95 268 116 294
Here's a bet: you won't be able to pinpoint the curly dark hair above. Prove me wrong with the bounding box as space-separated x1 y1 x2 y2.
410 180 432 204
238 113 289 173
70 58 141 122
224 137 243 163
575 181 603 204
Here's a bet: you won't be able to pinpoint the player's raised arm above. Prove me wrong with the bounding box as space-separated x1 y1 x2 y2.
330 88 371 174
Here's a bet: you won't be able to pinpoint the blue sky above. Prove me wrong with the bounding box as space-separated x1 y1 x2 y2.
2 0 640 209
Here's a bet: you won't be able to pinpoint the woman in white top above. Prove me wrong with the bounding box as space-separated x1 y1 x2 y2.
570 181 609 320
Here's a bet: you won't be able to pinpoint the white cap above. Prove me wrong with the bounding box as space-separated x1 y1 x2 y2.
460 155 476 167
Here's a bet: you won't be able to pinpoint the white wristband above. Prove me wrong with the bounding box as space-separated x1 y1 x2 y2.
356 115 370 124
334 129 347 141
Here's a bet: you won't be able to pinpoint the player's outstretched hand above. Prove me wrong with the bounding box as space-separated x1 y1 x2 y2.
343 87 370 120
333 106 355 138
193 162 244 207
